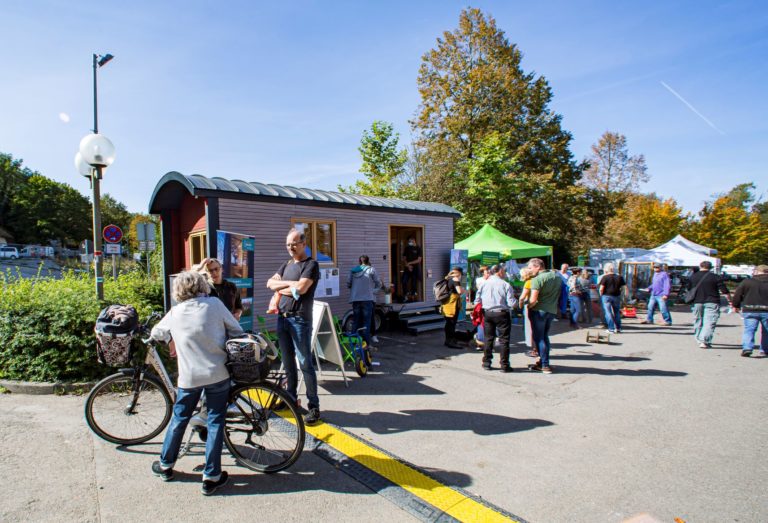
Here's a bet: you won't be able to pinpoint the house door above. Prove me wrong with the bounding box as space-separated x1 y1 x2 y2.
389 225 425 303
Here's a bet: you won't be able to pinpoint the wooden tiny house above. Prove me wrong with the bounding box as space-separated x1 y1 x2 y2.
149 172 460 323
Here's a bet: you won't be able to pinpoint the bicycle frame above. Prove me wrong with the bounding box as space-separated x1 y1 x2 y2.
144 344 177 402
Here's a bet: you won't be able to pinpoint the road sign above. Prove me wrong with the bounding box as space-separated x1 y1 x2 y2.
136 222 156 242
147 240 156 251
104 243 121 255
103 224 123 243
139 241 147 251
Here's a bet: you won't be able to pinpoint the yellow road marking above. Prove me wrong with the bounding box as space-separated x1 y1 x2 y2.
305 421 517 523
241 387 516 521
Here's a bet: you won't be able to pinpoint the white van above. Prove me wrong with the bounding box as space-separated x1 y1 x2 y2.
0 246 20 259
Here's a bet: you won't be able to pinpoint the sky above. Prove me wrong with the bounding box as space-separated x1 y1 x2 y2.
1 0 766 215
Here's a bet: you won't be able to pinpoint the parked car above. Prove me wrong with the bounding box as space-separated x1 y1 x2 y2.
0 246 20 259
20 245 54 258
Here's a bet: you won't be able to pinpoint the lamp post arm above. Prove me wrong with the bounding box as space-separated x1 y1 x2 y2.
92 53 98 134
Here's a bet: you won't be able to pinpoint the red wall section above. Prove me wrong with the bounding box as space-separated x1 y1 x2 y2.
176 194 207 271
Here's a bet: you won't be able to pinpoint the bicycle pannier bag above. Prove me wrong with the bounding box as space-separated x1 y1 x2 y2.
433 278 452 304
225 333 276 383
94 305 139 366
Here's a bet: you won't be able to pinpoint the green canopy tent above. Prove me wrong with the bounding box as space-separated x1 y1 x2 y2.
454 224 553 265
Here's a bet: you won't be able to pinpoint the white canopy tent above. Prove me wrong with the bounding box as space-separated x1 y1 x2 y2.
622 235 720 269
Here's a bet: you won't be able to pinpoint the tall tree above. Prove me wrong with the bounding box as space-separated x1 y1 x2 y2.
688 183 768 264
581 131 649 201
410 8 601 259
9 175 91 245
594 193 689 249
341 121 412 198
100 193 134 232
412 7 583 194
0 153 35 233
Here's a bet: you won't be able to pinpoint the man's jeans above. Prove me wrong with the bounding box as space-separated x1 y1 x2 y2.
693 303 720 345
529 309 555 367
646 295 672 324
160 378 230 481
602 295 622 332
742 311 768 353
352 301 374 347
568 295 582 325
277 315 319 409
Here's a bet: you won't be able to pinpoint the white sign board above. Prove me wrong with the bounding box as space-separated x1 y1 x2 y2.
310 301 348 387
104 243 121 255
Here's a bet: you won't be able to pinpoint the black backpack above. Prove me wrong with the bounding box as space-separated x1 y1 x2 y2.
433 278 452 304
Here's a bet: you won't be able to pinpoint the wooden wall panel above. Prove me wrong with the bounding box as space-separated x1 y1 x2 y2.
217 199 454 328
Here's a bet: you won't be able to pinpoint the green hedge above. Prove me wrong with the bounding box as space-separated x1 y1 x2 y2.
0 270 164 382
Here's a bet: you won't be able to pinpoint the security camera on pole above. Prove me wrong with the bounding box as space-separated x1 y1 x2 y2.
74 53 115 301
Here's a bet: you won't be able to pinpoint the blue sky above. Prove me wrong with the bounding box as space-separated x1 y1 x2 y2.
1 0 766 215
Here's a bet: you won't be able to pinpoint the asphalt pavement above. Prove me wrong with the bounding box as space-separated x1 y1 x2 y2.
1 304 765 522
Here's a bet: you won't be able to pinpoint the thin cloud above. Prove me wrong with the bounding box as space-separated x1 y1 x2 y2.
660 81 726 135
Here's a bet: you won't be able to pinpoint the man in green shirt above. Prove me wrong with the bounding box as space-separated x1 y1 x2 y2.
527 258 562 374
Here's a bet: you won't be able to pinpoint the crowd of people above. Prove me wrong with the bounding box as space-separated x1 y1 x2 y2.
445 258 768 374
143 228 766 495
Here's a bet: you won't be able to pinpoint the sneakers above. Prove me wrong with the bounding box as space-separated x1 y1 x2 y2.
753 351 767 359
528 362 543 372
639 320 650 324
371 335 379 344
482 364 492 371
500 366 513 373
525 350 539 358
201 471 229 496
152 461 173 481
542 366 553 374
741 350 753 357
698 342 708 349
304 407 321 425
604 329 616 334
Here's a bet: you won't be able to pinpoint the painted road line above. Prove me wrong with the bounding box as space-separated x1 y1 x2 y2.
304 420 527 523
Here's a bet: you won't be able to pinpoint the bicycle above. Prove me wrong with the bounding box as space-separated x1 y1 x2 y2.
84 313 306 473
346 327 373 377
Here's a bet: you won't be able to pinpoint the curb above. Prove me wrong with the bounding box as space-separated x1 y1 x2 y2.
0 379 95 395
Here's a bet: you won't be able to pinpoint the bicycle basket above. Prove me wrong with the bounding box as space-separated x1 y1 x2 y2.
95 331 135 366
225 333 275 383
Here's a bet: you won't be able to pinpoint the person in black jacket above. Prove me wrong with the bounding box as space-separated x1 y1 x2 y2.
687 261 732 348
732 264 768 358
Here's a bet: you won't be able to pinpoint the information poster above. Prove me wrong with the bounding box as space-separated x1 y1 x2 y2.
450 249 469 320
216 230 256 331
314 267 340 298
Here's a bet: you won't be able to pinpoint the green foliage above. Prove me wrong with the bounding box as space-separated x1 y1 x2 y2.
100 193 134 233
687 183 768 264
341 121 413 198
8 174 92 246
0 270 163 382
0 153 35 236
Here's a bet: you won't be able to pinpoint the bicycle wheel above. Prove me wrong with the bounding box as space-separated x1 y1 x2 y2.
364 348 373 367
355 356 368 377
225 382 305 473
84 373 172 445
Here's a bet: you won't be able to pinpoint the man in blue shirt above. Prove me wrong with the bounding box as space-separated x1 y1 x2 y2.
474 264 517 372
641 263 672 325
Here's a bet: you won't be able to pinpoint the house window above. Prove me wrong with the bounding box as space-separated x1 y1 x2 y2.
291 220 336 265
189 231 207 266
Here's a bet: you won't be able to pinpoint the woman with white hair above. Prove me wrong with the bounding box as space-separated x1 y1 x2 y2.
150 270 244 495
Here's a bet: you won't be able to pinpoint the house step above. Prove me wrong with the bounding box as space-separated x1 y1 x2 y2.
407 320 446 334
396 303 439 318
403 313 445 326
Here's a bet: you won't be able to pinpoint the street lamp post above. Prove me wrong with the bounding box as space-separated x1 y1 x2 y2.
76 53 115 301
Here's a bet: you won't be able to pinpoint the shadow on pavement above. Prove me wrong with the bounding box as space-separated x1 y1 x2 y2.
554 351 651 362
322 372 444 396
321 409 554 436
546 365 687 377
